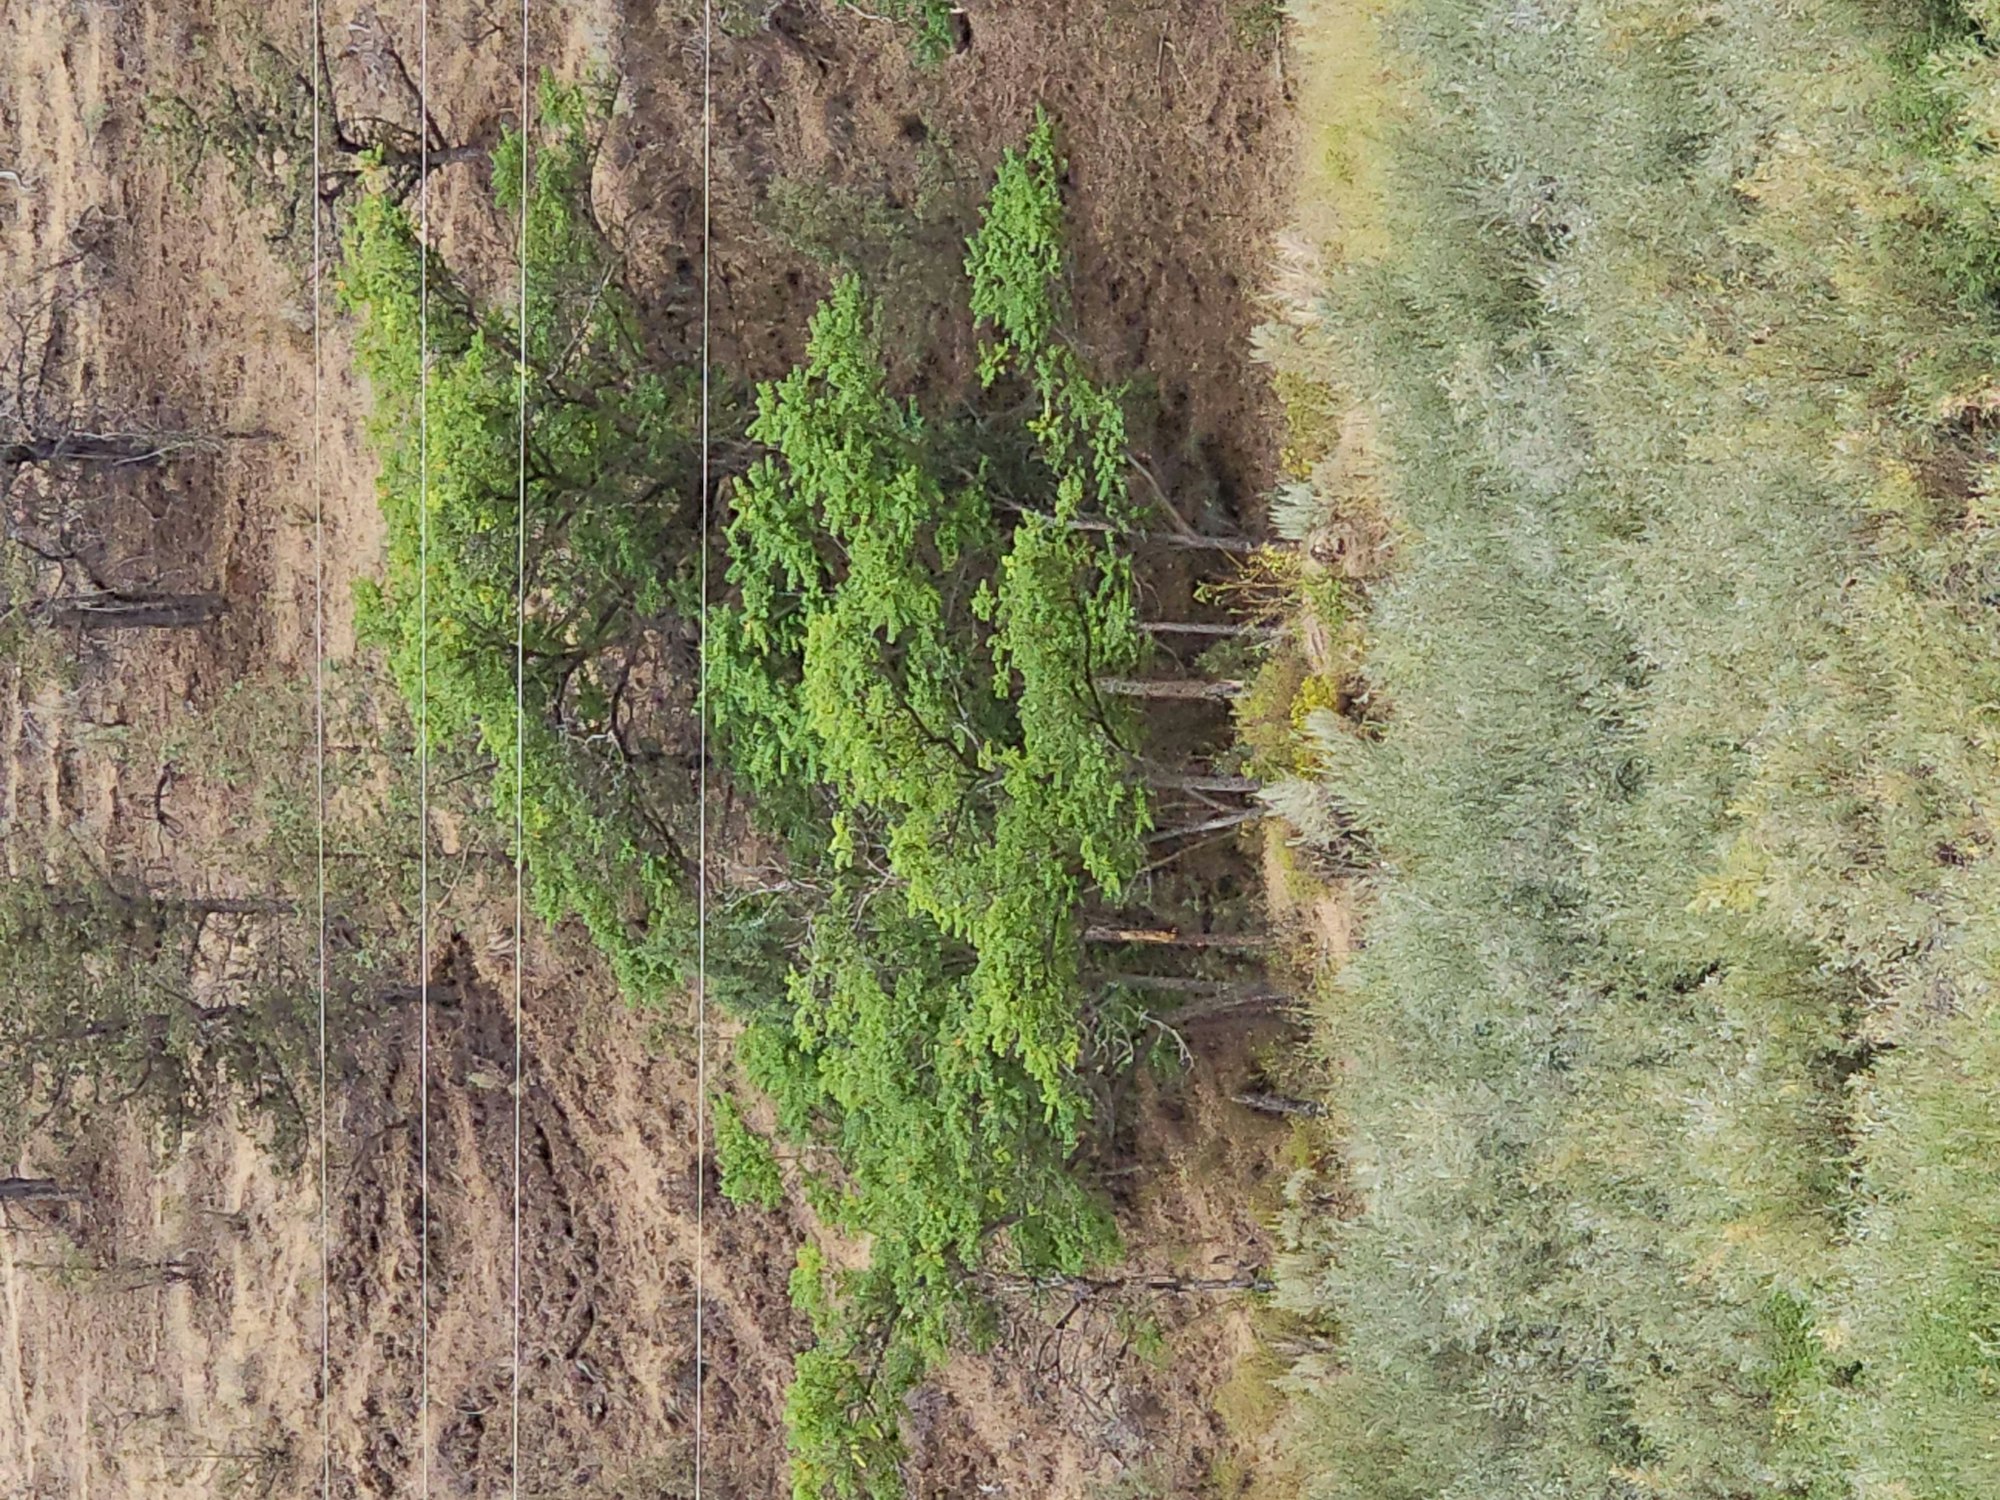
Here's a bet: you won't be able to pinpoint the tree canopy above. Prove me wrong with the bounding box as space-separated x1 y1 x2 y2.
341 80 709 1002
710 115 1189 1497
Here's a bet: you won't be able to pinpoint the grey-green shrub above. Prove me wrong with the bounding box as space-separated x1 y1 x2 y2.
1269 1 2000 1495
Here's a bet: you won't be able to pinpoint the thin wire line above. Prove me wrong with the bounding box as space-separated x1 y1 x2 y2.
512 5 529 1498
695 0 712 1490
310 0 330 1494
417 1 432 1496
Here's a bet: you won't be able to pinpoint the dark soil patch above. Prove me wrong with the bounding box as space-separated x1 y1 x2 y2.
611 0 1293 532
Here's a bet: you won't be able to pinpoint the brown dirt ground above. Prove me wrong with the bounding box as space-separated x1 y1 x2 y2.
0 0 1301 1495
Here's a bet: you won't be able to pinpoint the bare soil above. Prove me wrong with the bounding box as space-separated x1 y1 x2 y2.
0 0 1299 1494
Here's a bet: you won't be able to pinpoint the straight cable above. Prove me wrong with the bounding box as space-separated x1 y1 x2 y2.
695 0 713 1492
417 2 433 1496
512 5 530 1499
310 0 331 1494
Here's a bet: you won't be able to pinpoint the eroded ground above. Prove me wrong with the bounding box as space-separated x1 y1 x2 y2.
0 0 1298 1494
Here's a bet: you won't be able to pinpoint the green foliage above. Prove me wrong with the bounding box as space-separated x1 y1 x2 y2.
718 270 1147 1121
713 117 1150 1498
759 177 917 274
784 1237 917 1500
714 1093 785 1210
336 90 1151 1500
1232 0 1287 50
967 112 1129 513
340 79 707 1006
877 0 963 66
965 115 1068 388
1264 0 2000 1495
794 0 957 63
762 901 1118 1500
335 94 1178 1500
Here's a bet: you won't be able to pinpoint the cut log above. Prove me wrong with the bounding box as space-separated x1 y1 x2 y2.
1143 771 1262 795
1084 925 1277 951
1096 676 1244 702
0 1177 80 1204
48 592 227 631
1140 620 1279 638
1231 1091 1325 1119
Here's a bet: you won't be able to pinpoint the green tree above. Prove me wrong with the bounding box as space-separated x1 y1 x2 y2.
712 115 1244 1498
340 79 716 1004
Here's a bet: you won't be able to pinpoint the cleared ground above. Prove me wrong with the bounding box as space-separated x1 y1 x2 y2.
0 0 1300 1495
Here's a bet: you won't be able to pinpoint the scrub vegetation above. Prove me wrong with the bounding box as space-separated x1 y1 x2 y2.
1255 0 2000 1494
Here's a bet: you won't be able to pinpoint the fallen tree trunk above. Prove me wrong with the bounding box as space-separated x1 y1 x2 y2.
3 433 187 467
1084 925 1277 951
1143 770 1262 795
1097 676 1244 703
0 1177 80 1204
1140 620 1279 638
1145 809 1264 845
1231 1091 1326 1119
986 1267 1273 1296
47 591 227 631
